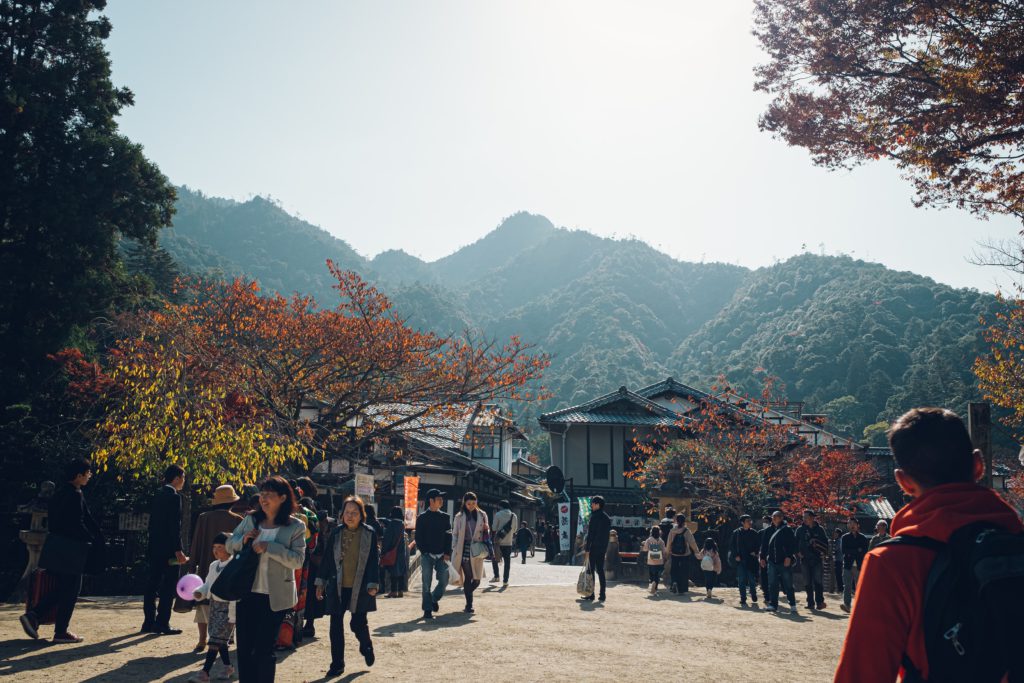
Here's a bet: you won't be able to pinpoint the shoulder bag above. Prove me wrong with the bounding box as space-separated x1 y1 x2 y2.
210 543 260 602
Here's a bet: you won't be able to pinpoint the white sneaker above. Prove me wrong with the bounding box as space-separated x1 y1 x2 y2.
789 605 798 615
489 577 499 583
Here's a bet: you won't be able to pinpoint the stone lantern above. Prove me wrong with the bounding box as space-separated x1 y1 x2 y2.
9 481 54 603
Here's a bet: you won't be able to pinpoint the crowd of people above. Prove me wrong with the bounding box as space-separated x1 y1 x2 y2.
15 406 1024 682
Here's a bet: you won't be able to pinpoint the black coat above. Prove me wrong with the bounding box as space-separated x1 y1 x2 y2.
728 527 760 569
585 509 611 552
795 523 829 561
318 523 380 614
765 524 798 565
147 485 183 562
49 483 102 544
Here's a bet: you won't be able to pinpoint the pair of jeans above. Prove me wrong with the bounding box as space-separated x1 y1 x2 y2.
703 570 717 590
767 561 796 608
647 564 663 586
142 560 178 629
588 548 607 598
843 565 860 606
759 563 770 597
420 553 448 613
235 592 287 683
802 556 825 606
736 563 758 602
669 555 689 592
491 546 512 582
31 571 82 634
518 545 530 564
329 588 371 670
834 560 845 592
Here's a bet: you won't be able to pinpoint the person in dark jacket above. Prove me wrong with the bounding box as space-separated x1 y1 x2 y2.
658 505 675 546
761 510 798 614
728 515 760 606
414 489 452 620
795 509 830 610
142 464 188 635
316 496 379 677
756 514 772 598
186 485 243 652
515 523 534 564
381 507 409 598
582 496 611 602
20 458 103 644
839 518 869 612
831 527 845 595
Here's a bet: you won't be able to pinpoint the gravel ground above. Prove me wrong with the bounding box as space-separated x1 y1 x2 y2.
0 559 848 682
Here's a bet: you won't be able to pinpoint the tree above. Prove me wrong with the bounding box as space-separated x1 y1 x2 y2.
76 264 549 484
975 294 1024 437
0 1 176 404
754 1 1024 223
626 385 793 524
780 447 878 519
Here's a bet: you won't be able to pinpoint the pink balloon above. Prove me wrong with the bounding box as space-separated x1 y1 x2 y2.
176 573 204 601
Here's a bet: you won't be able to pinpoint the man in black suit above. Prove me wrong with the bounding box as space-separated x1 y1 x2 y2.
142 464 188 635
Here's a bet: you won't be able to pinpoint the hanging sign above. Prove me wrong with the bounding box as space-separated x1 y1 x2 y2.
558 502 571 551
403 476 420 528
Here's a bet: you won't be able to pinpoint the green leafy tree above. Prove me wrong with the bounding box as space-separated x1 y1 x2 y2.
0 0 176 404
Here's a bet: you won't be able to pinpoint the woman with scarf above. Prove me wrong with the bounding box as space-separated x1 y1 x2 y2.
316 496 379 677
451 492 490 614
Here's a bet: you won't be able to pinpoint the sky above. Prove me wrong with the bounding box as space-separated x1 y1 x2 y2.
103 1 1021 292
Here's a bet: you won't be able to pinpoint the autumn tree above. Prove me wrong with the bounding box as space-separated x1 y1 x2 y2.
780 447 878 520
975 293 1024 437
78 264 549 485
754 1 1024 224
627 385 794 524
0 1 176 404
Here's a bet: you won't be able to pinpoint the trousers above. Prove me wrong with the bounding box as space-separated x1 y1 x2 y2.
235 592 287 683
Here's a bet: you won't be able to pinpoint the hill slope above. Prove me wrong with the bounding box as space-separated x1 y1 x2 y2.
159 188 997 441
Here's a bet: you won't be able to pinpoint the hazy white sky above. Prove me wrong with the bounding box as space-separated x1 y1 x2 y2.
104 1 1020 292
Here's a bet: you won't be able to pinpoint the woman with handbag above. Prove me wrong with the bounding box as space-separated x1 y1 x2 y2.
381 507 408 598
20 458 103 644
315 496 379 677
225 476 306 683
451 492 489 614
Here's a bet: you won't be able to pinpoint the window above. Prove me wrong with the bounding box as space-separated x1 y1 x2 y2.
592 463 609 480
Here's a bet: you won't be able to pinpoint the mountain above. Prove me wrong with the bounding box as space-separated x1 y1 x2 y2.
158 187 999 443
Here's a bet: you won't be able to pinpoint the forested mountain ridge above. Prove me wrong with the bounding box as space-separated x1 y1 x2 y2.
159 187 998 442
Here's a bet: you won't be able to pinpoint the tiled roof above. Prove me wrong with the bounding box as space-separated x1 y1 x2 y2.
636 377 713 402
538 385 688 427
544 410 680 427
855 495 898 520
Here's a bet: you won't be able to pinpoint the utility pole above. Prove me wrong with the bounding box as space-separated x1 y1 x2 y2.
968 402 992 488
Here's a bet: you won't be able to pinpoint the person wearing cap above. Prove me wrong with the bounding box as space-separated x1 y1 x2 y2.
186 485 243 652
414 489 452 620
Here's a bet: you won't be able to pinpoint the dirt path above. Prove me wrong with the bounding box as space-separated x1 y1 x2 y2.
1 565 849 682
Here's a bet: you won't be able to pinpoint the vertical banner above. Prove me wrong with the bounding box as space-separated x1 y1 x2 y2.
577 496 592 539
403 476 420 528
558 501 571 551
355 473 375 504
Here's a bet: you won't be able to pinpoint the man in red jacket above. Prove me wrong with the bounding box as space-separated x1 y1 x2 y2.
834 407 1023 682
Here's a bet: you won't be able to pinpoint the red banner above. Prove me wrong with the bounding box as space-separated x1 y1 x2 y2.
403 476 420 528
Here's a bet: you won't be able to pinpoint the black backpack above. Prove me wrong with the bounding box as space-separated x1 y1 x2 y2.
671 529 689 555
879 522 1024 682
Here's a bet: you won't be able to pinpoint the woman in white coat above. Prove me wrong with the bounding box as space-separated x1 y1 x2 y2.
450 492 489 613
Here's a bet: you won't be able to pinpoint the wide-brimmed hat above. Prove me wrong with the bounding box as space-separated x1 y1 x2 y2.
212 485 240 505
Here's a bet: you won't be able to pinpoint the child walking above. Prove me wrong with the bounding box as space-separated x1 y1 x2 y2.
189 532 236 683
641 526 667 594
698 537 722 599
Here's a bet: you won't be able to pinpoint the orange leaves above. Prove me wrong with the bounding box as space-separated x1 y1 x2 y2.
976 294 1024 439
780 448 878 519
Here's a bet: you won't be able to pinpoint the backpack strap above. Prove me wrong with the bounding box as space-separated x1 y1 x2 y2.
877 535 945 552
